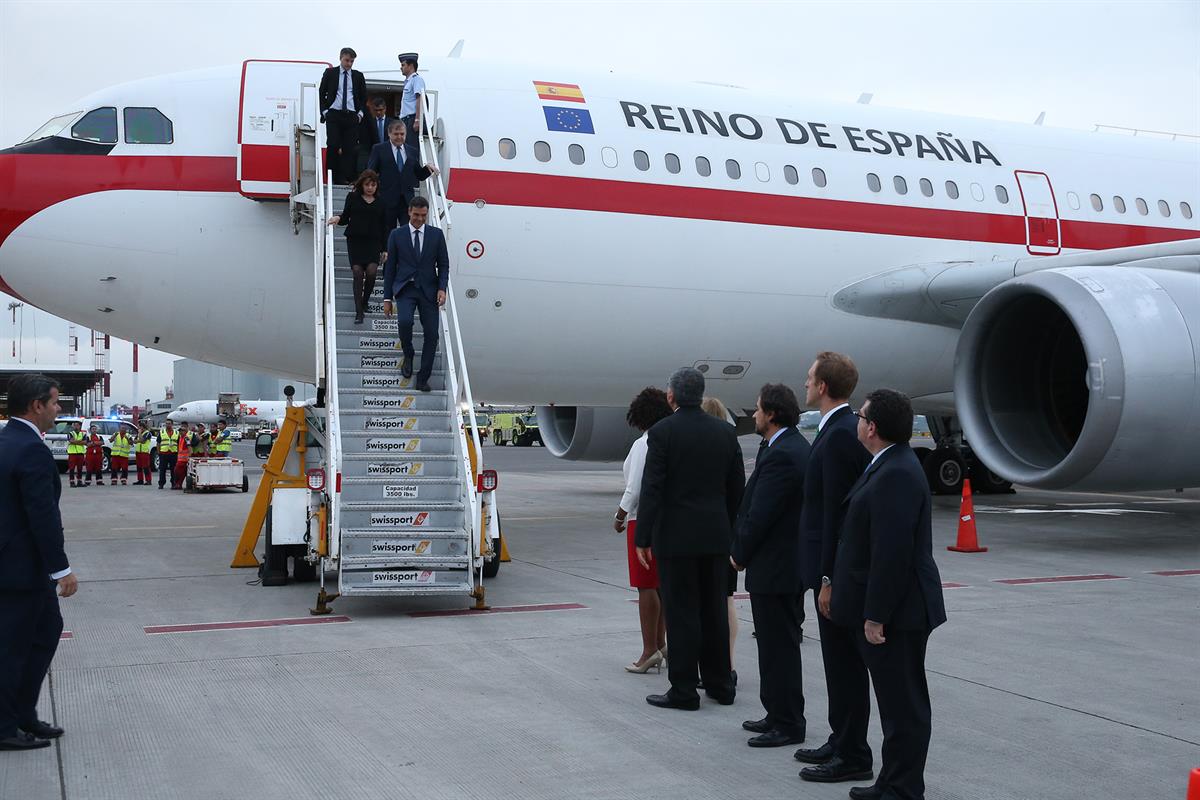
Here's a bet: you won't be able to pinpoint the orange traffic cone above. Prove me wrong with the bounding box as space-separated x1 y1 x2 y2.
1188 767 1200 800
948 478 988 553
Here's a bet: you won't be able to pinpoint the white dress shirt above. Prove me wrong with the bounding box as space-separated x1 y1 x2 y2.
12 416 72 580
332 68 360 118
766 427 786 447
868 443 895 469
619 433 649 520
818 402 850 432
392 143 407 168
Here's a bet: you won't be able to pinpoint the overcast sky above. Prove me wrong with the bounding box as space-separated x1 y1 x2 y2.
1 0 1197 405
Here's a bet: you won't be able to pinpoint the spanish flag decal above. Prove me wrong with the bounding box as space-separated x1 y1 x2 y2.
533 81 585 103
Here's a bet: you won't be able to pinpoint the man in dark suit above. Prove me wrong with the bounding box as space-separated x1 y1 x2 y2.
797 352 875 784
830 389 947 800
319 47 368 185
382 196 449 392
366 122 437 232
731 383 811 747
635 367 745 710
359 97 395 172
0 374 77 751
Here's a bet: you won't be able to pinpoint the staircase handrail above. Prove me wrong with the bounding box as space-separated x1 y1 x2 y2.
315 125 342 560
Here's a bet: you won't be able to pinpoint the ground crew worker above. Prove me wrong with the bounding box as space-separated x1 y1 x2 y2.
213 421 232 456
157 421 179 490
173 423 191 490
84 424 105 486
109 427 132 486
66 421 86 487
192 424 210 458
135 421 153 485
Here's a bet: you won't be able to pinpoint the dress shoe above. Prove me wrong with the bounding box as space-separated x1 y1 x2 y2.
415 380 432 393
848 785 884 800
20 720 63 739
704 690 735 706
625 651 663 674
794 740 836 763
742 716 772 733
799 756 874 783
0 731 50 750
401 359 414 378
646 693 699 711
353 314 364 325
747 728 805 748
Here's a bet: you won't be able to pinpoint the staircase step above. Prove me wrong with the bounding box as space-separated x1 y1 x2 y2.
338 453 460 479
337 390 449 412
340 527 470 560
340 553 471 570
338 372 446 392
338 413 452 434
335 313 437 333
339 503 466 530
338 575 473 596
334 330 426 351
341 476 461 502
339 430 458 456
336 352 445 372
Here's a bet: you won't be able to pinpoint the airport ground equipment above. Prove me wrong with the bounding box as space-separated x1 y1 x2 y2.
184 457 249 493
492 411 541 447
232 78 501 609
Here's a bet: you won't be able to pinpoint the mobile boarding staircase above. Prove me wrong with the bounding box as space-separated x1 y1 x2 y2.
290 92 501 612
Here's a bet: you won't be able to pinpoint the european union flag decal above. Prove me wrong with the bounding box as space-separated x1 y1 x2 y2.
544 106 595 134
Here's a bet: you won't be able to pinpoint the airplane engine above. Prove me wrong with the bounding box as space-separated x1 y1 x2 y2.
536 406 642 462
954 266 1200 491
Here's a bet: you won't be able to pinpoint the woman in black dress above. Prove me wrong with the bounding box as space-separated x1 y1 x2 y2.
328 169 388 324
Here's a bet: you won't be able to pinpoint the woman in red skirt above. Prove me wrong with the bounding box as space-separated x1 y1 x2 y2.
613 387 674 674
84 424 105 485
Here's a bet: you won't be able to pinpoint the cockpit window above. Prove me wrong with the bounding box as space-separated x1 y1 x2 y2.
23 112 80 143
124 108 173 144
72 107 118 143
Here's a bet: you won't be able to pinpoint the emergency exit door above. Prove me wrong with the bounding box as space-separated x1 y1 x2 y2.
237 59 328 199
1014 170 1061 255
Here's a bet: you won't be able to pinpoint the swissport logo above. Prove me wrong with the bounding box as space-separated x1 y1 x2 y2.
361 356 400 370
370 511 431 527
367 462 423 476
364 417 417 431
364 438 420 453
370 539 430 555
361 375 402 389
357 338 397 350
371 570 435 584
383 484 420 499
361 396 415 410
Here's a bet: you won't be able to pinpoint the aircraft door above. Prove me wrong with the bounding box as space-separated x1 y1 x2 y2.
1014 170 1061 255
237 59 328 199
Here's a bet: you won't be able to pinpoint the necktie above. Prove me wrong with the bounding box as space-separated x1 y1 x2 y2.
378 118 384 141
341 71 348 111
413 228 422 260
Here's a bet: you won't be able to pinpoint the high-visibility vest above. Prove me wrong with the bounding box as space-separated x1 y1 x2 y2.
159 430 179 453
110 433 131 459
214 431 231 455
135 431 151 454
67 430 86 455
177 434 190 460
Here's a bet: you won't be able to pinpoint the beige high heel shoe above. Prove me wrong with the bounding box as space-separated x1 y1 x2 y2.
625 650 664 674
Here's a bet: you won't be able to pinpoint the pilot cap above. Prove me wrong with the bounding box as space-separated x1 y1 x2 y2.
398 52 419 64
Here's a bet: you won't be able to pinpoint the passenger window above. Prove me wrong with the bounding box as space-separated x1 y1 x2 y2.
466 136 485 157
1090 193 1103 212
945 180 960 200
783 165 799 185
970 183 984 202
665 153 681 174
1182 201 1194 219
995 185 1009 204
533 141 551 162
867 173 881 193
812 167 827 188
754 162 770 182
695 156 711 177
123 107 173 144
1066 191 1080 210
919 178 933 197
568 143 585 165
71 107 117 143
893 176 908 195
1158 199 1171 217
498 138 516 159
602 146 618 168
1113 196 1126 214
725 159 741 179
633 150 650 171
1135 197 1148 215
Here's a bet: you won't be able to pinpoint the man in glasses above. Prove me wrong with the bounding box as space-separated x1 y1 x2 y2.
828 388 947 800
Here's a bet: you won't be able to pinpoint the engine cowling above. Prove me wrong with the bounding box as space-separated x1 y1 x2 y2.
536 406 642 462
954 267 1200 491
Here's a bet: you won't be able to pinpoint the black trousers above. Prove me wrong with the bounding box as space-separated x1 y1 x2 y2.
325 109 360 184
816 589 873 765
749 592 805 734
656 553 732 702
394 283 439 382
158 452 177 487
384 191 415 233
0 587 63 736
856 628 931 800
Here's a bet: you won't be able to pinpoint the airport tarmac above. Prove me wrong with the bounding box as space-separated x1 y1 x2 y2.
2 438 1198 800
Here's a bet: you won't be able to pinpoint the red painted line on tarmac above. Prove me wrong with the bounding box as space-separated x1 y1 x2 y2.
994 574 1126 585
60 631 73 640
408 602 586 618
941 582 968 589
143 615 352 635
1149 569 1200 577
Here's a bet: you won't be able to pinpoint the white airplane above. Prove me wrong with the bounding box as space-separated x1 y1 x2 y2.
1 55 1198 494
167 399 289 426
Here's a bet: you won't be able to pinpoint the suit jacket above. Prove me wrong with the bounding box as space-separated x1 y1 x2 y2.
361 114 398 149
365 142 432 207
634 407 745 558
800 406 871 590
383 224 450 303
0 420 68 591
731 426 811 594
830 443 947 632
319 66 367 117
